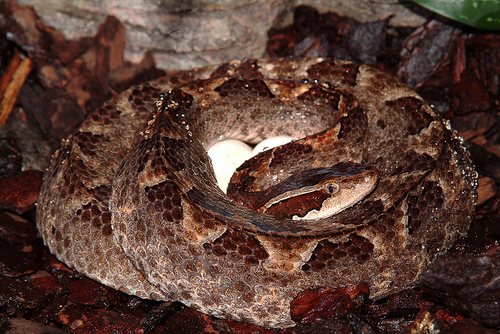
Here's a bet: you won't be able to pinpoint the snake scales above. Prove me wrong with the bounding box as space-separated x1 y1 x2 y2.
37 58 477 328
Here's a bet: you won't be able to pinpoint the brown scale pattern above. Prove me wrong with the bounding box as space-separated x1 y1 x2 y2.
389 151 436 175
148 137 176 177
236 149 271 173
162 88 194 113
189 206 224 231
406 181 444 235
307 60 360 85
349 200 384 223
385 97 433 135
75 201 112 236
90 102 122 124
337 106 365 142
215 78 275 98
165 72 196 86
211 59 263 79
135 139 153 174
376 119 386 129
160 138 188 171
302 235 374 272
74 132 108 157
297 86 341 109
367 207 409 251
58 168 80 200
144 180 183 222
37 58 477 329
269 143 313 168
202 228 269 266
91 185 111 204
227 174 257 198
128 82 162 112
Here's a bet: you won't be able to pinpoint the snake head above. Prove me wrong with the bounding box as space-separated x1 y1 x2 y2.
230 162 378 220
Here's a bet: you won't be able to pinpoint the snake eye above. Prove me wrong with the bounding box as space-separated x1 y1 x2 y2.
327 183 337 194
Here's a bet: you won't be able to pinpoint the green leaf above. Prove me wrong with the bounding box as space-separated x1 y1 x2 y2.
412 0 500 30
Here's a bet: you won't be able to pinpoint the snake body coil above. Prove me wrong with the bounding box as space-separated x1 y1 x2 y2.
37 58 477 328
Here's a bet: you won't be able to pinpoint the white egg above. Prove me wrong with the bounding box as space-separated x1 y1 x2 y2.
207 139 253 193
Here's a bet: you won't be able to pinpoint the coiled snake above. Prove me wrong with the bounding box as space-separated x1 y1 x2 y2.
37 58 477 328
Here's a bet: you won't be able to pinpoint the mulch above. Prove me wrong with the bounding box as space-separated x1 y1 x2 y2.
0 2 498 333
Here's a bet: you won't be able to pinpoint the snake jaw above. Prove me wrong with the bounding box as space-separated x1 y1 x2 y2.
294 169 378 220
252 163 378 220
261 180 340 212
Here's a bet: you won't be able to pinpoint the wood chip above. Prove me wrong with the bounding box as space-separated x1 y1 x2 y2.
0 51 32 126
477 177 496 206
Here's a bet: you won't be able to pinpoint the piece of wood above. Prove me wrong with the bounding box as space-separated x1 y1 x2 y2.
0 51 33 126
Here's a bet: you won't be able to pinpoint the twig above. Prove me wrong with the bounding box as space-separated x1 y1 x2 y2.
0 51 33 126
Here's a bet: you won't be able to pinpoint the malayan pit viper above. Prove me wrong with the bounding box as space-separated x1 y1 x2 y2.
37 58 477 328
